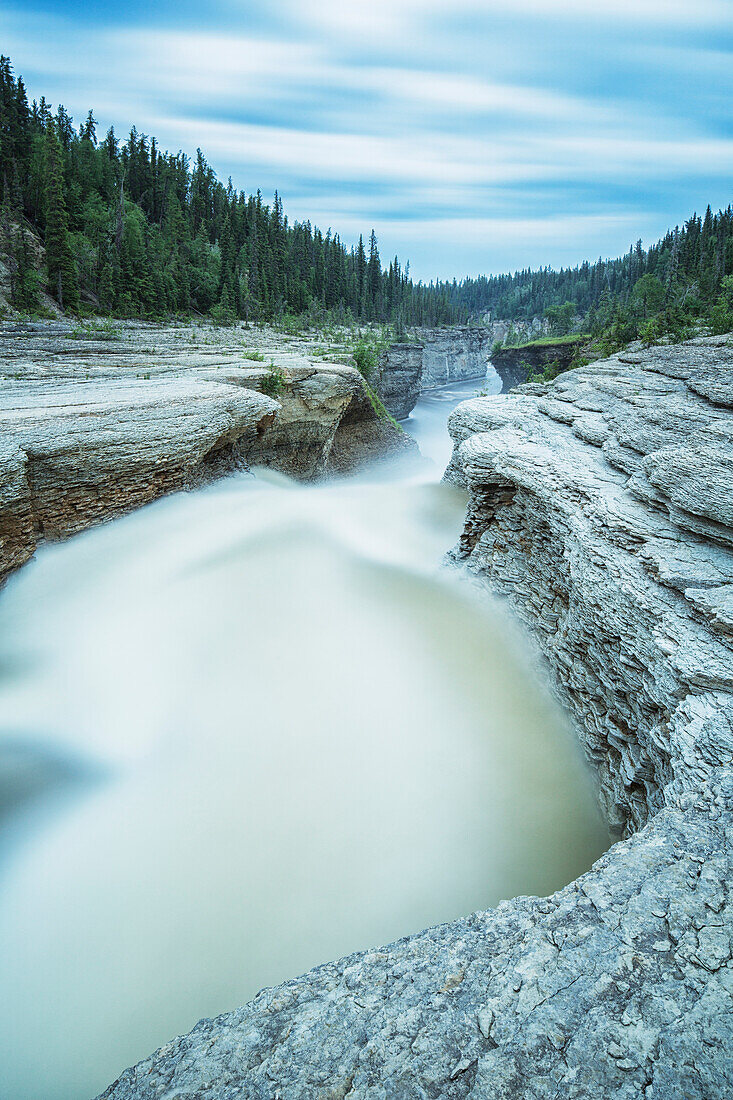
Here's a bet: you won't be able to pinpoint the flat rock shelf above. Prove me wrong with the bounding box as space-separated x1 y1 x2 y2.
0 321 416 580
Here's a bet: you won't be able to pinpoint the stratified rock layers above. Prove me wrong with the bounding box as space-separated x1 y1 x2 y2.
489 339 583 390
420 327 492 387
0 379 277 579
374 343 424 420
0 357 413 581
98 339 733 1099
446 339 733 833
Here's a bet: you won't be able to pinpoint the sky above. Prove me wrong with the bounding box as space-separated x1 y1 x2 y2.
3 0 733 281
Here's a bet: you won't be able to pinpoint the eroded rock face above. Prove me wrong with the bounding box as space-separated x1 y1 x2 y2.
446 338 733 833
0 378 278 580
420 326 492 387
490 339 582 391
374 343 423 419
97 337 733 1100
0 322 411 580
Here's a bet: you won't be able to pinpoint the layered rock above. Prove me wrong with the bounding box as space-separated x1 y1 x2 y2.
0 322 413 580
0 378 278 580
446 338 733 832
395 324 552 398
480 315 548 343
419 326 492 387
373 343 423 419
490 338 584 391
97 338 733 1098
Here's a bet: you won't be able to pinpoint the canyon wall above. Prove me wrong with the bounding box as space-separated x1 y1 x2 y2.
446 337 733 833
374 342 424 419
99 338 733 1099
419 326 493 387
376 320 551 419
489 338 582 390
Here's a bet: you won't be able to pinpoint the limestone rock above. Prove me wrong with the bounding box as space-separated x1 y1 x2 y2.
447 338 733 832
373 343 423 419
419 326 492 387
490 339 585 390
0 377 278 579
0 322 412 579
193 362 415 479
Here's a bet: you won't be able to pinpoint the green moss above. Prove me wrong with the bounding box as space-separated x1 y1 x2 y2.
501 333 591 351
361 378 402 430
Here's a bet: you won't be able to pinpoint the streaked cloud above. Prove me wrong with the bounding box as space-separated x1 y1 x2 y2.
2 0 732 278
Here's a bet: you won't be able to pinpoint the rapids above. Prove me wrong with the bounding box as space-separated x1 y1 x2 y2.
0 370 607 1100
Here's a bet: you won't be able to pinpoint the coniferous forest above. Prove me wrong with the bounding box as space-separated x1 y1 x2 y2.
2 52 733 343
447 210 733 343
0 56 459 327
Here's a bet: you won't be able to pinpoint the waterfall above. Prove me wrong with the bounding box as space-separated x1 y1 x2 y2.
0 380 606 1100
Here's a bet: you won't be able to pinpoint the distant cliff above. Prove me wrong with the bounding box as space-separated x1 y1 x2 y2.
490 334 588 390
375 319 551 420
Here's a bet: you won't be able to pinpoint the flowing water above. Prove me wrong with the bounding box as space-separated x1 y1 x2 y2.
0 369 607 1100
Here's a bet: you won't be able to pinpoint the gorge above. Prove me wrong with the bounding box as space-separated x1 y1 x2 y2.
0 325 731 1100
103 337 732 1099
2 18 733 1099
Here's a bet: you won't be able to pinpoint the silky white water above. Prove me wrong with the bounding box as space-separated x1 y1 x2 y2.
0 375 607 1100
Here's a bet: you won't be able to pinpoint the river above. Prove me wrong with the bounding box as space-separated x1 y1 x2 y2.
0 369 606 1100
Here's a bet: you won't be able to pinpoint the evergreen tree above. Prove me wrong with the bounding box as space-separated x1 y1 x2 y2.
43 123 78 310
4 50 732 337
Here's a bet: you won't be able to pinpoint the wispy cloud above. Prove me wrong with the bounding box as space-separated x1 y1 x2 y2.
3 0 732 278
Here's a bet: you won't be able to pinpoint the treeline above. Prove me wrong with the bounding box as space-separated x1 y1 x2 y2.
449 207 733 342
0 55 462 326
3 54 733 343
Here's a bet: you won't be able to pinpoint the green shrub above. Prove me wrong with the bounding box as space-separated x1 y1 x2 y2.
260 362 287 397
210 288 236 326
95 317 122 341
639 318 663 346
352 337 382 380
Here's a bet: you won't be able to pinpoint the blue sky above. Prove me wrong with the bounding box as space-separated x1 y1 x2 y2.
3 0 733 280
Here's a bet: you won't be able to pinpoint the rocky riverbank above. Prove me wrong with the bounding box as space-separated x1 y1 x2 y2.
0 320 415 581
99 337 733 1099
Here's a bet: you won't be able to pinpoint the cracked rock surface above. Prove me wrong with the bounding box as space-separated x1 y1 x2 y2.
98 339 733 1098
446 337 733 833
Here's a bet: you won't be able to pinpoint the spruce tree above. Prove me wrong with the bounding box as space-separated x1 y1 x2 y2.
44 124 78 310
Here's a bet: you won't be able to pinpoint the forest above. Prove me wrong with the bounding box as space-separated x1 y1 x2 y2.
449 209 733 344
2 52 732 344
0 55 460 327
